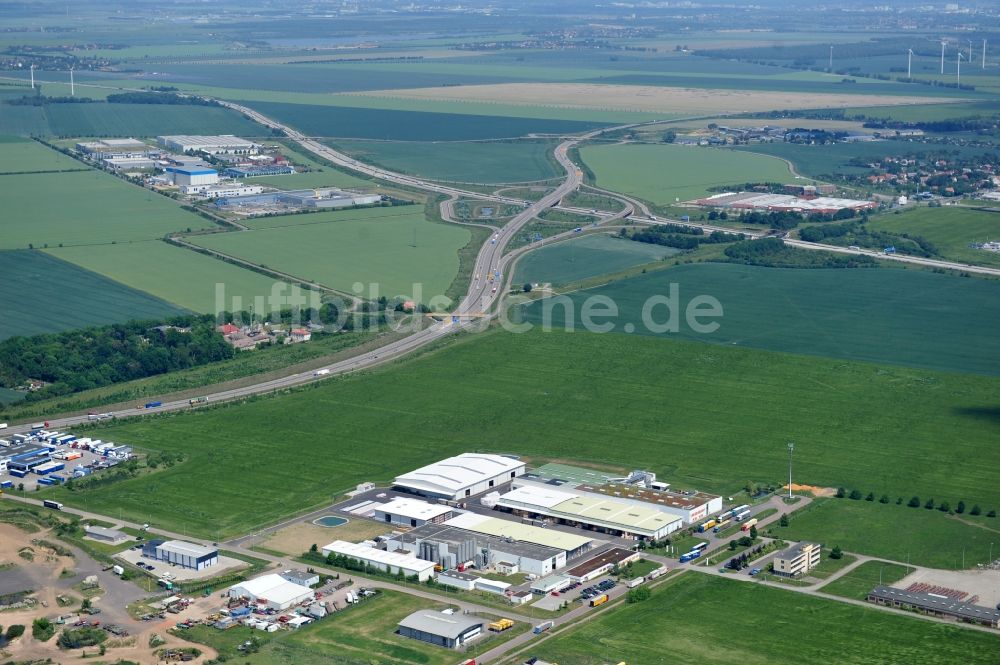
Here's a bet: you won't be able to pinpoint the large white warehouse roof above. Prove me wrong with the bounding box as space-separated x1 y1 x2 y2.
322 540 436 574
378 497 452 521
394 453 524 497
229 574 313 606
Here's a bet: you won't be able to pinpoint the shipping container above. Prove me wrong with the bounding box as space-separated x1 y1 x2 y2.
646 566 668 581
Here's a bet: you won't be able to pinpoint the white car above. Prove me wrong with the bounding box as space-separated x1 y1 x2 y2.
0 423 6 429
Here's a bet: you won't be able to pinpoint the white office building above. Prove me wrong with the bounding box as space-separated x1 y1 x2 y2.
373 497 454 527
322 540 437 582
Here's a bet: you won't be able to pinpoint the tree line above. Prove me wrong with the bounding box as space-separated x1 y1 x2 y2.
106 91 220 106
623 224 744 250
0 314 234 402
723 237 878 269
835 486 996 518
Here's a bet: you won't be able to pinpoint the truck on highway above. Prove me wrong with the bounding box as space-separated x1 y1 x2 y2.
42 500 63 510
30 423 48 432
740 518 759 532
189 396 208 405
533 621 554 634
144 401 162 409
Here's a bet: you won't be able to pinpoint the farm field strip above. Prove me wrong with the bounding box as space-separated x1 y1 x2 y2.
46 328 1000 537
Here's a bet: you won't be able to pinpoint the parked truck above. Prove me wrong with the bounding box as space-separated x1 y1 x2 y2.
740 518 759 532
626 577 645 589
533 621 554 634
712 519 731 533
489 619 514 632
734 509 751 522
112 565 124 576
697 519 717 533
590 594 610 607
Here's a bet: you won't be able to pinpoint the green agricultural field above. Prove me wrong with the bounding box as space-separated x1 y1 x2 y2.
518 262 1000 375
48 329 1000 537
0 250 188 341
580 143 793 204
844 101 998 122
246 101 611 141
0 102 266 137
190 207 470 302
328 139 559 183
255 143 370 190
48 241 294 314
513 234 680 285
821 561 916 600
530 574 999 665
777 499 999 569
867 206 1000 269
239 590 521 665
0 136 86 174
1 170 209 249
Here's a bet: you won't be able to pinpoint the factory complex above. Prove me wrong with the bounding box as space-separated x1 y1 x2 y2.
70 134 381 214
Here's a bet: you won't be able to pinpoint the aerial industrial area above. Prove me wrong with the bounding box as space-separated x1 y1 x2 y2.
1 0 999 663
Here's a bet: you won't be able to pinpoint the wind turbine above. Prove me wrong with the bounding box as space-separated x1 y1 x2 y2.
968 39 973 62
957 52 965 87
940 39 947 75
29 63 34 89
69 66 75 96
907 48 914 79
984 39 988 70
829 45 833 72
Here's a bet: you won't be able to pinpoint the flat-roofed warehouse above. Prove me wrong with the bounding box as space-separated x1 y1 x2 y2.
157 135 261 155
575 482 723 525
228 573 314 611
867 586 1000 629
322 540 436 581
394 453 526 501
496 484 683 541
443 512 593 559
374 497 455 528
397 610 484 649
142 539 218 570
385 520 578 577
565 547 641 582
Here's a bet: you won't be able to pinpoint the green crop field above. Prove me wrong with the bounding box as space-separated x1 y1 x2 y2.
0 102 266 137
844 101 998 122
0 136 86 173
867 206 1000 269
531 574 999 665
328 139 559 183
240 590 520 665
48 241 294 314
513 233 680 285
580 143 794 204
776 499 1000 569
190 208 470 302
0 170 209 250
48 328 1000 537
0 250 188 341
518 262 1000 375
820 561 916 600
246 101 611 141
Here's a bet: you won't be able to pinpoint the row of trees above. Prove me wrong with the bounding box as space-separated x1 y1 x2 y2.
0 314 235 402
624 224 744 250
106 91 220 106
724 237 877 269
799 219 938 257
836 487 995 517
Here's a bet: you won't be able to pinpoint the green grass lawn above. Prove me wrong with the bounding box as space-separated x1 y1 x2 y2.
580 143 794 204
866 206 1000 269
47 241 294 314
1 170 209 250
48 329 1000 538
328 139 560 184
820 561 916 600
777 499 1000 569
518 262 1000 375
0 136 86 173
190 207 470 302
0 250 188 341
239 590 521 665
532 573 1000 665
513 233 680 285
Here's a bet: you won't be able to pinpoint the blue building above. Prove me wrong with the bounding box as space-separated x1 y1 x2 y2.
222 165 295 178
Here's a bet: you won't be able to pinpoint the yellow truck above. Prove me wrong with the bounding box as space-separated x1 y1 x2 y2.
488 618 514 632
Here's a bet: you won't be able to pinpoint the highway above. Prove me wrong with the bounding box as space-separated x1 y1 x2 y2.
2 107 609 435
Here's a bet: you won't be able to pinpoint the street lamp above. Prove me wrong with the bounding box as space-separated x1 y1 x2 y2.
787 442 794 499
